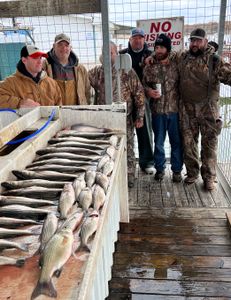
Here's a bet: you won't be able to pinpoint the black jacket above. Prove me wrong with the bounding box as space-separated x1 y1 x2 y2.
119 42 152 81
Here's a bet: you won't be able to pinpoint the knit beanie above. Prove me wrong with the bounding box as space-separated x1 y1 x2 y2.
154 34 171 52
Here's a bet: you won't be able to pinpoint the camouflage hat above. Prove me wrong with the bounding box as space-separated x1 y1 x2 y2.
190 28 206 40
54 33 70 44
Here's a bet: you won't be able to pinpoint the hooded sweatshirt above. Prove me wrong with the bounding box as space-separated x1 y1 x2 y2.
44 50 91 105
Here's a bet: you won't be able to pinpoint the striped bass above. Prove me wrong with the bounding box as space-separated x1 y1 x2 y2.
39 213 58 253
0 227 39 238
0 196 56 207
34 152 100 162
0 217 40 228
27 158 95 168
0 205 52 220
1 179 67 190
12 170 81 181
1 187 62 200
36 147 102 156
31 227 73 299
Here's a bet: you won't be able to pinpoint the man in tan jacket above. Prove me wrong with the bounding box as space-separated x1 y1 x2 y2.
0 45 62 108
43 33 91 105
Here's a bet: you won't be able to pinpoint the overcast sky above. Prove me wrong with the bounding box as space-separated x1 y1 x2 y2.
108 0 226 25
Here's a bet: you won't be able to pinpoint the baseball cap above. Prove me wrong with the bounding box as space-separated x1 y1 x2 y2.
20 45 48 58
131 28 145 38
54 33 71 44
155 34 172 52
190 28 206 40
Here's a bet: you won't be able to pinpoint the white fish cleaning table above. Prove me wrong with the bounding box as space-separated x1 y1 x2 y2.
0 105 129 300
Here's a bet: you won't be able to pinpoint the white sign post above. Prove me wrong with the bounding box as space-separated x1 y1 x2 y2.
137 16 184 51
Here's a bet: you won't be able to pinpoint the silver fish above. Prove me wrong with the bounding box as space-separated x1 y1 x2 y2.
92 184 106 211
31 227 73 299
49 136 109 145
0 239 28 252
58 208 84 232
49 141 106 150
95 172 110 193
26 164 89 174
34 152 100 162
1 187 62 200
0 217 40 228
1 179 67 190
36 147 102 156
0 196 56 207
102 159 114 176
56 131 120 139
12 170 80 181
79 210 99 252
0 227 38 238
73 177 86 201
27 158 94 168
97 154 110 171
85 170 96 188
109 135 119 147
39 213 58 253
0 205 51 220
70 124 113 132
105 145 116 159
58 183 76 220
78 187 93 211
0 256 25 267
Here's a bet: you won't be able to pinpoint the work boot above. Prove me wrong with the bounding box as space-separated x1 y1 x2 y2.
144 166 155 175
172 172 182 183
204 179 215 191
184 175 198 184
154 170 165 181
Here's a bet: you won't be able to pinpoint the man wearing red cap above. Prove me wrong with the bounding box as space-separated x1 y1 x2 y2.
0 45 62 108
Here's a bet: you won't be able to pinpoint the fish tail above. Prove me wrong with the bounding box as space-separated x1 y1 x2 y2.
16 258 25 267
20 243 29 252
31 279 57 300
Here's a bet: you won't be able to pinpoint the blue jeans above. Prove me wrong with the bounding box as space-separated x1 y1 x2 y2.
152 113 183 173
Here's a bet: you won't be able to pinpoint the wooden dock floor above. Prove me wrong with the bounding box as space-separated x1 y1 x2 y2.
107 165 231 299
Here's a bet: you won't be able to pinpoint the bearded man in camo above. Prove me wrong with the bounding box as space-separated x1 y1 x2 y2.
177 28 231 190
88 41 145 188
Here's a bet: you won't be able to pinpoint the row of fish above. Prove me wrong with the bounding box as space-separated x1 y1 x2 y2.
0 124 121 299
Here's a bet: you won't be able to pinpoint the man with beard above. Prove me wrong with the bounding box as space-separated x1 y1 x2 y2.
120 28 154 175
178 28 231 190
44 33 91 105
88 41 145 188
0 45 62 108
143 34 183 182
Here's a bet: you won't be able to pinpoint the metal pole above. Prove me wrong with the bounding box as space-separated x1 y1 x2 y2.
100 0 113 104
218 0 227 55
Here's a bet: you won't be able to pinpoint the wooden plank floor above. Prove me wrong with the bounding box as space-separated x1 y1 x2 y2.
107 164 231 299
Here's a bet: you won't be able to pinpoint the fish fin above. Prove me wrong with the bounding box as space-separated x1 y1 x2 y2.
31 279 57 300
16 258 25 267
1 182 14 189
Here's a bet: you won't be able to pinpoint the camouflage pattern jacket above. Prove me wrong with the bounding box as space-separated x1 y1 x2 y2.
88 65 145 120
143 52 180 114
177 46 231 106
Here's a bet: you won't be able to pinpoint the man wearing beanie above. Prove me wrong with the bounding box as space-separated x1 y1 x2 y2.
143 33 183 182
0 45 62 108
120 28 154 175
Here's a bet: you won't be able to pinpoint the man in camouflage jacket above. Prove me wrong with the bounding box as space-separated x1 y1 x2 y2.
89 41 145 188
177 28 231 190
143 34 183 182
